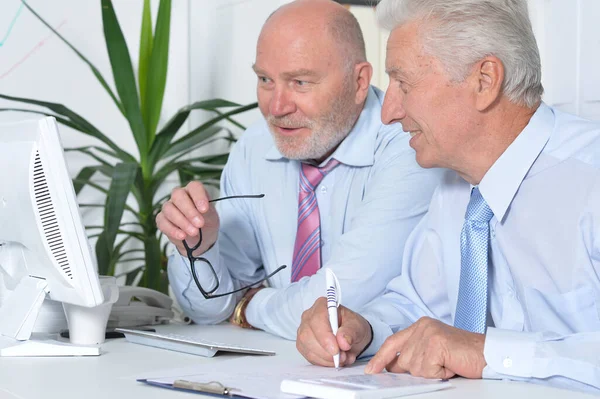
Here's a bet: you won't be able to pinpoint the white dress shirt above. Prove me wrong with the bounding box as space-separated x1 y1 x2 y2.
362 103 600 393
168 86 445 339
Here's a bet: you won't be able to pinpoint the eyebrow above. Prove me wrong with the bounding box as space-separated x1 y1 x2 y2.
280 69 320 79
252 64 264 74
385 66 406 78
251 65 319 79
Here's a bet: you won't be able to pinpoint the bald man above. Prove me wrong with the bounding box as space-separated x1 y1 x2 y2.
156 0 443 339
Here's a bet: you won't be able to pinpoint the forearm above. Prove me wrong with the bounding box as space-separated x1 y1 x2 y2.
483 328 600 393
167 242 239 324
245 280 321 340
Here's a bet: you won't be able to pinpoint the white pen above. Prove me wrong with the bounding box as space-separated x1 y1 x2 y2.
325 268 341 369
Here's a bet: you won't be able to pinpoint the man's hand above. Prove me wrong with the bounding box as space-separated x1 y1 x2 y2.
364 317 486 379
156 181 220 257
297 297 373 367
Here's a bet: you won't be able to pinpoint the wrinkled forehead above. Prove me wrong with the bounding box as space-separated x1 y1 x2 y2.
385 23 429 75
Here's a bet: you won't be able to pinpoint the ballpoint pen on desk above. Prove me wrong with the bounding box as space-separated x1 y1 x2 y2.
325 268 342 370
173 380 238 396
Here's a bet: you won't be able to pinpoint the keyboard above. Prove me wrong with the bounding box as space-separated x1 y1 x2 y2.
115 328 276 358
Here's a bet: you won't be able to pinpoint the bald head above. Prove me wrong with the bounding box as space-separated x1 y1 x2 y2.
262 0 366 69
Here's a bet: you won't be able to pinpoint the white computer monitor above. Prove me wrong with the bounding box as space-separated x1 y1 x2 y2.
0 116 105 356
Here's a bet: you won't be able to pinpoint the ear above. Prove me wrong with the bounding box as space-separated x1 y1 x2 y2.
472 55 504 111
353 61 373 105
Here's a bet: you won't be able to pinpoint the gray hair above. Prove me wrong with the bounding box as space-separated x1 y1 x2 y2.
376 0 544 108
327 9 367 69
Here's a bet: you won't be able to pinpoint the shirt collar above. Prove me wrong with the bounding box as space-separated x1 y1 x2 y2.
479 102 554 222
264 86 382 167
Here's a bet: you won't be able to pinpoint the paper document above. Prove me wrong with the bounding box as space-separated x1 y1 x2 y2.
138 356 449 399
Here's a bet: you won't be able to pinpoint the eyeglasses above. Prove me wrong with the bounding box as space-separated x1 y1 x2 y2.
182 194 287 299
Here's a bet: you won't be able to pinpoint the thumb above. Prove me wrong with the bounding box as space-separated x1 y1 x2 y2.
337 325 356 352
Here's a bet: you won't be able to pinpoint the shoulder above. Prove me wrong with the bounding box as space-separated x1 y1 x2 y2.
544 107 600 170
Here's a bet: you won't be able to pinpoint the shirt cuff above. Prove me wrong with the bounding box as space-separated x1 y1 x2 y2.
245 287 277 332
359 312 393 358
484 327 542 378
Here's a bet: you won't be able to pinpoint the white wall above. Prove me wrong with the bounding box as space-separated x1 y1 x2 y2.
349 1 600 121
195 1 599 121
0 0 597 277
528 0 600 120
2 0 597 164
0 0 192 175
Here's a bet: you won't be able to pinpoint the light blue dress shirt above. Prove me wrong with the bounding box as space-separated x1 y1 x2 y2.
361 103 600 393
168 86 444 340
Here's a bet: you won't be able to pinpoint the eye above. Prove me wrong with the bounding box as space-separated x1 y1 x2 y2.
258 76 271 84
398 80 409 94
294 79 309 87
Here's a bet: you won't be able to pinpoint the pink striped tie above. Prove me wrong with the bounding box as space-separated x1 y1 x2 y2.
291 159 340 282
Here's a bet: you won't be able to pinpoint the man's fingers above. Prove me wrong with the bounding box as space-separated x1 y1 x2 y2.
297 320 336 366
308 298 339 356
185 181 210 213
156 211 187 241
337 328 354 352
365 327 413 374
171 187 205 229
161 200 201 237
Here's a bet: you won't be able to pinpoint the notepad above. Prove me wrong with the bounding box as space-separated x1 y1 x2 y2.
137 356 451 399
280 373 452 399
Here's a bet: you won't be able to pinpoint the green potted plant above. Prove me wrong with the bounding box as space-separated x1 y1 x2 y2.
0 0 257 293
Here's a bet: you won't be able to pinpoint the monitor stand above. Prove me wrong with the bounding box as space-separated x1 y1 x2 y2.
0 275 99 356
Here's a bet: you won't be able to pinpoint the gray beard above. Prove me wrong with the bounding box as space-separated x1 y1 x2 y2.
269 89 359 160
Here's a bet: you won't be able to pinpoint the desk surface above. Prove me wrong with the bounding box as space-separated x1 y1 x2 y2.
0 324 592 399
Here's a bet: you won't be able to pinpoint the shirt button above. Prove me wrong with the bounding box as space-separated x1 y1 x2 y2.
320 185 327 194
503 357 513 368
320 240 325 246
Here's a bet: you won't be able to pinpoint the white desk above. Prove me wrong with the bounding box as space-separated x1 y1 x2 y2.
0 324 593 399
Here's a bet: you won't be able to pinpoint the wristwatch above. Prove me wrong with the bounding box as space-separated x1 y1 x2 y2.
231 287 263 329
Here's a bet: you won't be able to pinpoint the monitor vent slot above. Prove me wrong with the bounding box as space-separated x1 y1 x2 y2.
33 151 73 280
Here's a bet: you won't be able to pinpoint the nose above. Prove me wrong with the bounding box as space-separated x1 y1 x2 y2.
269 86 296 117
381 88 406 125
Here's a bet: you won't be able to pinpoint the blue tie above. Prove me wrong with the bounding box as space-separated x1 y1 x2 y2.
454 187 494 334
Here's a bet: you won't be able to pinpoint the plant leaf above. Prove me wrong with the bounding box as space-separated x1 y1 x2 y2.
177 168 195 188
163 102 257 159
95 232 111 276
150 153 229 196
0 108 83 132
143 236 166 293
138 0 153 118
104 162 139 253
124 266 145 286
73 166 100 195
21 0 124 115
0 94 135 162
163 125 224 159
67 147 114 168
144 0 171 144
147 99 244 167
101 0 147 156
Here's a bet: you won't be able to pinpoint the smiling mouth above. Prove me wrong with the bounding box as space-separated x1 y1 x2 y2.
409 131 420 137
273 125 305 135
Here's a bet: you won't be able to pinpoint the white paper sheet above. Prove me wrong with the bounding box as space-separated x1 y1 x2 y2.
143 356 371 399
